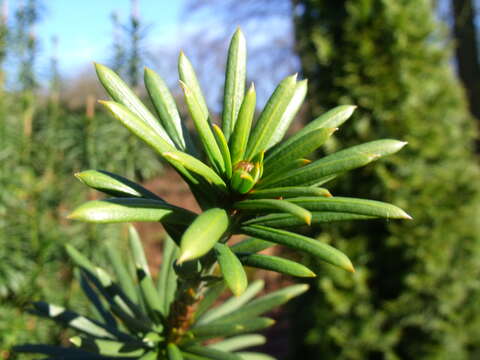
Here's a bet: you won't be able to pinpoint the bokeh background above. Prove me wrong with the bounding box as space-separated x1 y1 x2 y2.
2 0 480 359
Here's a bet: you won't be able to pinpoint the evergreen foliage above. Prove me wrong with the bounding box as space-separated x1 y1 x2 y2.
13 0 39 91
107 0 153 180
0 2 161 351
13 29 409 359
291 0 480 358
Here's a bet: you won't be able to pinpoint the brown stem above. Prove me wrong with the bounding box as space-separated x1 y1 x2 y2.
166 254 218 344
167 280 202 343
166 232 232 343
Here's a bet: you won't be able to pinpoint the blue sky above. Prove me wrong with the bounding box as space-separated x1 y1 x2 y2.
37 0 186 73
7 0 295 107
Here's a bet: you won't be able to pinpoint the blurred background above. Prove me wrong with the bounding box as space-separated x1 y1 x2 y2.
2 0 480 359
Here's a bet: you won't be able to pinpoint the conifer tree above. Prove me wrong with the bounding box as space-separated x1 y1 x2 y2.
110 10 125 74
109 0 146 89
0 0 8 89
290 0 480 358
14 0 39 91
